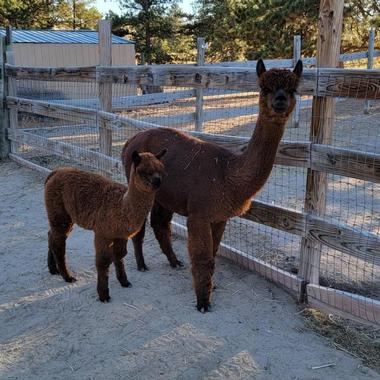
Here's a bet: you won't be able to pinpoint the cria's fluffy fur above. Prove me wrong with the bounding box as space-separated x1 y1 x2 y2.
44 150 166 302
121 60 303 312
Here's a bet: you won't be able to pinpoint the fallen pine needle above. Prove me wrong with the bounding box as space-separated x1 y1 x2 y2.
311 363 336 370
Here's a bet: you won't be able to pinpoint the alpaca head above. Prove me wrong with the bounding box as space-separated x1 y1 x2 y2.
131 149 167 192
256 59 303 119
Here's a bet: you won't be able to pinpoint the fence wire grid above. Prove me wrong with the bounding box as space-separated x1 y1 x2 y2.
8 60 380 325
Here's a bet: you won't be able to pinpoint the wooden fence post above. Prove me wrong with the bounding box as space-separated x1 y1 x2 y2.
5 27 18 155
293 35 301 128
0 36 10 159
98 19 112 157
195 37 205 132
299 0 344 299
364 28 375 114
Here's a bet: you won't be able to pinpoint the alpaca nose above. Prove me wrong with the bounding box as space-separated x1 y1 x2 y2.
152 177 161 189
272 90 288 112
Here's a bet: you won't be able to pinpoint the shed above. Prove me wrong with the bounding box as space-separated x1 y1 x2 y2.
0 29 135 67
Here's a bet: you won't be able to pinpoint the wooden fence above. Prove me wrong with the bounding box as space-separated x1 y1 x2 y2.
1 21 380 326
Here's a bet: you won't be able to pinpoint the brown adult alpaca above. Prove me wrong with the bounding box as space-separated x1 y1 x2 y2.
122 59 303 311
44 149 166 302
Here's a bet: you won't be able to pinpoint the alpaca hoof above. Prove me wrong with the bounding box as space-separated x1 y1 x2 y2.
170 259 184 268
196 301 211 313
99 294 111 303
120 280 132 288
138 264 149 272
64 276 77 283
48 267 59 275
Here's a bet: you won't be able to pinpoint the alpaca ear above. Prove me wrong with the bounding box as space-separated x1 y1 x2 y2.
293 60 303 78
256 59 266 78
132 151 141 167
155 148 167 160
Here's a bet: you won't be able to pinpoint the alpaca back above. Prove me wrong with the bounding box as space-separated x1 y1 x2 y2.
45 168 127 232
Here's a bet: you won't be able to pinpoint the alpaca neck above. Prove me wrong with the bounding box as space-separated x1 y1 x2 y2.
232 113 287 199
122 178 155 231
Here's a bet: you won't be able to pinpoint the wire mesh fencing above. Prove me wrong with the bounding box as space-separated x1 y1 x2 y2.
6 62 380 324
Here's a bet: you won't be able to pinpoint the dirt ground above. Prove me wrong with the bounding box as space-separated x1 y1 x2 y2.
1 160 379 380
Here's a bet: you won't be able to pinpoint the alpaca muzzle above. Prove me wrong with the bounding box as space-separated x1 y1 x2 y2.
272 89 288 114
152 177 161 189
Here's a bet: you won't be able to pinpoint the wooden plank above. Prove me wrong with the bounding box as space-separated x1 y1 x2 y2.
364 29 375 113
97 65 317 95
307 284 380 326
0 36 10 158
7 129 121 174
339 51 368 62
5 64 96 82
317 68 380 99
7 96 97 123
98 19 113 157
9 153 51 176
242 200 306 236
49 89 245 110
206 59 294 69
195 37 205 131
171 221 303 295
140 105 260 126
311 144 380 183
306 215 380 266
300 0 344 288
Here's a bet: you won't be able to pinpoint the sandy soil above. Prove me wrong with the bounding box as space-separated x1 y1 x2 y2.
0 160 379 380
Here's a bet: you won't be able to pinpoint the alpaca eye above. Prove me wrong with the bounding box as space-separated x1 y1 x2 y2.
289 89 297 95
261 88 271 94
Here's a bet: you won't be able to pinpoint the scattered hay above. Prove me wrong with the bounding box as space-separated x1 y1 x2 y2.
302 308 380 373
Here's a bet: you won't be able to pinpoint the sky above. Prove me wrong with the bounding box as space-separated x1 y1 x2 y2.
94 0 193 16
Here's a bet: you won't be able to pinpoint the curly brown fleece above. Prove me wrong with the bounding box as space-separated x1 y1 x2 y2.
122 60 303 312
44 150 166 302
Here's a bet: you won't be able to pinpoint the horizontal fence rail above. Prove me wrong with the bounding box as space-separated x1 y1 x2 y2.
6 64 380 100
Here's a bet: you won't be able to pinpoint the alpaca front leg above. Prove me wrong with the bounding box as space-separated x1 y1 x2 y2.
132 220 149 271
151 202 183 268
187 216 214 312
95 236 112 302
112 239 131 288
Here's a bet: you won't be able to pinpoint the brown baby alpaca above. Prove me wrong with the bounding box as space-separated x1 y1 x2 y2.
122 59 303 312
44 150 166 302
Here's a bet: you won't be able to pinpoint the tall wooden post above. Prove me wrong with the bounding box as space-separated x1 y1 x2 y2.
195 37 205 132
364 28 375 114
98 19 112 157
299 0 344 296
5 27 18 155
293 35 301 128
0 36 10 159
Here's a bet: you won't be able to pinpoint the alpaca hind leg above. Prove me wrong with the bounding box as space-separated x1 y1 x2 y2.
187 216 214 312
132 220 149 271
112 239 131 288
151 202 183 268
95 235 112 302
48 222 75 282
211 221 227 258
210 221 226 290
47 241 58 275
